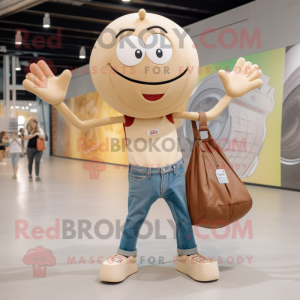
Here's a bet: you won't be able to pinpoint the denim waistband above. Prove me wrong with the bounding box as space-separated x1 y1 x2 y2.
129 158 184 175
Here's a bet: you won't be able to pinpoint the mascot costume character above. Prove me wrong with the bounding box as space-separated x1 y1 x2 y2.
23 9 262 283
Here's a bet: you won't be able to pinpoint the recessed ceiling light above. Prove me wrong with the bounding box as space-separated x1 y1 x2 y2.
29 103 32 106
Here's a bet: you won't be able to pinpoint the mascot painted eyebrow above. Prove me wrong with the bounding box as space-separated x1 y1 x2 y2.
23 9 262 283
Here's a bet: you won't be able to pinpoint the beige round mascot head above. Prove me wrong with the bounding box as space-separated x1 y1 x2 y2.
90 9 199 119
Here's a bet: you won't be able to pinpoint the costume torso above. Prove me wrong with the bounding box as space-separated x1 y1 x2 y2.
123 114 182 168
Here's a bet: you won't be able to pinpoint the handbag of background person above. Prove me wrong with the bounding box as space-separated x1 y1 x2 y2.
36 137 46 151
185 112 253 229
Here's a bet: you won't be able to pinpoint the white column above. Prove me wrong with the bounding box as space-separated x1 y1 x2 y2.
12 56 17 118
4 55 10 117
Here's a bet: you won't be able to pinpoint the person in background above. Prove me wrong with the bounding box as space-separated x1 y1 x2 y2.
9 132 24 179
23 124 29 155
4 132 10 160
0 131 9 164
19 128 25 155
24 118 45 182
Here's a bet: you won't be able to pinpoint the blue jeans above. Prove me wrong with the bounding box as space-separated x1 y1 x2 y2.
118 158 197 257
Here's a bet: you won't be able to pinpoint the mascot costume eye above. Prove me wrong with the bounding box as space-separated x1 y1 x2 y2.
23 8 262 283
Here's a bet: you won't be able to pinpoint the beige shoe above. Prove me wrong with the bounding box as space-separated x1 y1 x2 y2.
99 254 138 282
176 253 219 282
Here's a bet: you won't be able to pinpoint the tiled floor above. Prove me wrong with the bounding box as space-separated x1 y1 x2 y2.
0 156 299 300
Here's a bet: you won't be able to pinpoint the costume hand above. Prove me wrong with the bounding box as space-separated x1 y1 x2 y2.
218 57 263 98
23 60 72 105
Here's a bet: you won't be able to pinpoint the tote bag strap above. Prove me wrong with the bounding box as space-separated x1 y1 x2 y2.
192 112 210 140
199 112 208 131
192 120 200 139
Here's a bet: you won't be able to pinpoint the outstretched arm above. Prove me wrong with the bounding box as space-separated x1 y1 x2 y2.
55 102 125 129
23 60 125 130
173 95 233 121
173 58 262 122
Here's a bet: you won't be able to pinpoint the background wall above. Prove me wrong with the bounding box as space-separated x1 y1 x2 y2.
184 0 300 190
185 0 300 64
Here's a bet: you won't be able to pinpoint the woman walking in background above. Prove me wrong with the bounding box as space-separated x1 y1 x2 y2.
19 128 25 154
9 132 23 179
0 131 9 164
24 118 45 182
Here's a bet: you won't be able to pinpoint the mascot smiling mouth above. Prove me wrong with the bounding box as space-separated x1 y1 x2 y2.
110 65 188 85
109 65 188 101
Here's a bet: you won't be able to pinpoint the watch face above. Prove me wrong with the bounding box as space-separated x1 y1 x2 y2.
281 84 300 164
185 88 228 143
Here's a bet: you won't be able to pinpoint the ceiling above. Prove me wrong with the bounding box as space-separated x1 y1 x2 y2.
0 0 254 100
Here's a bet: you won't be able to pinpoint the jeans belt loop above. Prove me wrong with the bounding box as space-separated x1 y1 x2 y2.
148 167 151 178
173 164 176 174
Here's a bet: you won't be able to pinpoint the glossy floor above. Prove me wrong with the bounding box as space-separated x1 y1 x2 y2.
0 156 299 300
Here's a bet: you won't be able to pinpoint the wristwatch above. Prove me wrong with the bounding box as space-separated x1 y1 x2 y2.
281 44 300 165
178 72 274 178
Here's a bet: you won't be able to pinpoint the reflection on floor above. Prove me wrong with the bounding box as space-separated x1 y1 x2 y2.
0 156 299 300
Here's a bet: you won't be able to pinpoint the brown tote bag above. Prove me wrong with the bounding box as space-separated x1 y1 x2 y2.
186 112 253 229
37 137 46 151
